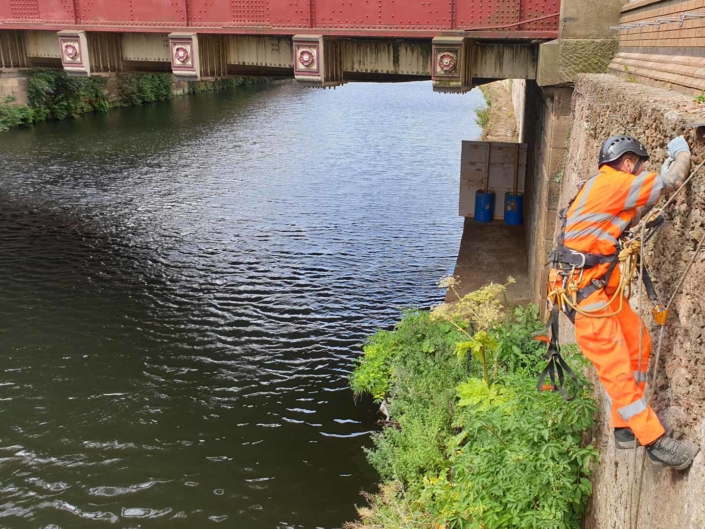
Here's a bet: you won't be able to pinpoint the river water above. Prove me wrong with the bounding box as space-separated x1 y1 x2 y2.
0 80 483 528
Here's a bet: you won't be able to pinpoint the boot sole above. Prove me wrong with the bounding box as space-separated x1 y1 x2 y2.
647 443 700 471
648 456 695 471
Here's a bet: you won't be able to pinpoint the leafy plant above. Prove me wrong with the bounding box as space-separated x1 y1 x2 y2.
0 96 34 132
623 65 636 83
348 286 597 529
116 73 174 106
492 304 545 375
27 70 109 121
432 278 515 384
456 331 498 386
695 91 705 104
424 374 597 529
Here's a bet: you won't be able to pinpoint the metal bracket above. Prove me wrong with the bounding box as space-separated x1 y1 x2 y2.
609 24 638 30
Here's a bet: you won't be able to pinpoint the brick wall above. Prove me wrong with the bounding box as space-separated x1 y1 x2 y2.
610 0 705 95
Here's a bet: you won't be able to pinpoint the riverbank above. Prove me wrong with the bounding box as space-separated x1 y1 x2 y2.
0 70 268 131
478 81 519 142
347 282 597 528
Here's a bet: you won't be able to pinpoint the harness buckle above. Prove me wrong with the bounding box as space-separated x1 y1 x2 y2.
569 250 587 269
591 278 605 290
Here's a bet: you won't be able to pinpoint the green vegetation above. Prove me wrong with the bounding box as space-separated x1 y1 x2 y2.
695 91 705 104
623 65 637 84
0 70 268 132
476 85 493 130
115 73 174 107
0 96 34 132
348 279 597 529
28 70 110 121
185 76 266 94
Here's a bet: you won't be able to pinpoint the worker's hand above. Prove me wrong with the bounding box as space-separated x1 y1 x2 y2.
661 157 674 175
667 136 690 158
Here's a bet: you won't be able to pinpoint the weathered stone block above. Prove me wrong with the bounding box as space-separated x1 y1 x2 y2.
539 39 619 86
537 41 561 87
560 0 624 40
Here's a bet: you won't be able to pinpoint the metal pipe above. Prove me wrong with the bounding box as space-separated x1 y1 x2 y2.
512 145 519 195
464 12 559 32
484 145 491 193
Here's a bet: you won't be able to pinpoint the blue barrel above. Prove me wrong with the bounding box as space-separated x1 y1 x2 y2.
504 193 524 225
474 191 495 223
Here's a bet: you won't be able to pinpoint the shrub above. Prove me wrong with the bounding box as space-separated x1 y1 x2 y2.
27 70 109 121
348 283 597 529
0 96 34 132
351 311 468 491
424 373 597 528
116 73 174 106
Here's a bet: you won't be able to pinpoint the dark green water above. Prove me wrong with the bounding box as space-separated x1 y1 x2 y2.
0 80 484 528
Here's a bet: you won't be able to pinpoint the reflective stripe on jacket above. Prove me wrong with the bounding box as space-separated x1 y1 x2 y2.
559 166 665 288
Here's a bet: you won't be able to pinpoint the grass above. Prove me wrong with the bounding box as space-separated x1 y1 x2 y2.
476 85 493 130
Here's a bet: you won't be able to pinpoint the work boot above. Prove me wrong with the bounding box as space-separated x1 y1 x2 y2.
614 425 673 450
646 435 700 470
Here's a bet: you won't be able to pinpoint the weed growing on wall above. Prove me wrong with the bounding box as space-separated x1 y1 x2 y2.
186 76 268 94
0 96 34 132
348 282 597 529
116 73 174 106
28 70 109 121
1 70 268 132
476 85 493 130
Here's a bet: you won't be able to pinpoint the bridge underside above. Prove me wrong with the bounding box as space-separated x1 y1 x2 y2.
0 30 541 92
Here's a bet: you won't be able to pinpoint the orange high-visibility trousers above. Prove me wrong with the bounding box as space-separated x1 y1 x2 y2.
574 289 666 446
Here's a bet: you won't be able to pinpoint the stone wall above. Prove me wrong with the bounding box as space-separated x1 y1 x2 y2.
521 82 572 309
0 70 29 105
559 73 705 528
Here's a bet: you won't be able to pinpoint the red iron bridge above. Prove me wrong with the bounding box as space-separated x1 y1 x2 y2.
0 0 562 91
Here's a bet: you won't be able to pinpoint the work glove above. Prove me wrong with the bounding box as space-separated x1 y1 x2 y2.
667 136 690 158
661 157 674 175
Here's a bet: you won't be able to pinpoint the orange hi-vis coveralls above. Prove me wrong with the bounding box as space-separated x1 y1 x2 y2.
549 165 666 446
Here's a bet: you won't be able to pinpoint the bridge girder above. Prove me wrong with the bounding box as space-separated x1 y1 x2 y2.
2 29 541 92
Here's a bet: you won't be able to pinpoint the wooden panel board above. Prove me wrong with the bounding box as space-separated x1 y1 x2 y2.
459 141 527 219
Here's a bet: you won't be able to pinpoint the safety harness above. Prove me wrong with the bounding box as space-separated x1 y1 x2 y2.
538 172 672 399
548 176 614 315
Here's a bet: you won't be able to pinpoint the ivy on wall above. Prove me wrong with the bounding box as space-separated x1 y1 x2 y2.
116 73 174 106
0 70 268 132
27 70 110 121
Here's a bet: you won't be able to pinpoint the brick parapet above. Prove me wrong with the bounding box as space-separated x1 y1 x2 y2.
612 0 705 94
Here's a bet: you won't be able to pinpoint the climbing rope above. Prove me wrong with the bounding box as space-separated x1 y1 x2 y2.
627 160 705 529
547 161 705 323
547 239 641 319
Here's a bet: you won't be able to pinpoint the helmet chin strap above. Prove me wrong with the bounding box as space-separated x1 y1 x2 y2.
631 159 644 175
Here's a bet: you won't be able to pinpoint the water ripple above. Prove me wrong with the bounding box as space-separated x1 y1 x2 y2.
0 80 482 528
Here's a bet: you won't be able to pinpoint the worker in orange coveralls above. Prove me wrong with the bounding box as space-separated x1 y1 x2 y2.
548 135 699 470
